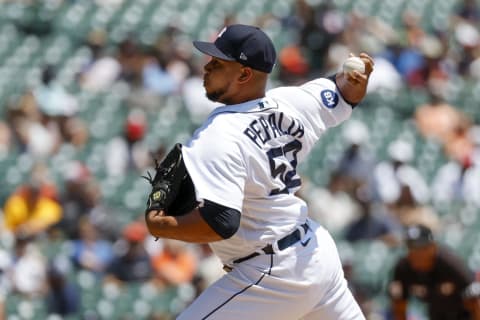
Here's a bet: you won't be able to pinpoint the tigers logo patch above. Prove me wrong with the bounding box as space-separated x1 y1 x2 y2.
152 191 163 201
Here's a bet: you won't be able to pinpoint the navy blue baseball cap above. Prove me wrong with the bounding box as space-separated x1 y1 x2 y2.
405 224 434 248
193 24 276 73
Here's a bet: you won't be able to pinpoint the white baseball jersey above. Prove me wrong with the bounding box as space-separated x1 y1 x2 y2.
182 77 353 265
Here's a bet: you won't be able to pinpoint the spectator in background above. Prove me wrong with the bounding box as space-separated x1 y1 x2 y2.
277 45 310 85
322 12 362 74
7 234 47 297
15 64 80 158
157 29 194 87
389 184 440 232
70 218 113 276
455 0 480 23
33 64 78 121
384 37 423 82
61 117 90 152
431 152 480 207
343 183 400 246
453 21 480 77
45 261 80 317
104 108 151 177
58 161 92 239
116 35 144 85
18 162 59 201
6 90 62 158
289 0 345 73
407 34 449 91
299 172 359 236
152 240 197 287
373 139 430 206
0 121 12 159
364 54 403 93
466 54 480 81
444 117 476 164
82 179 120 241
2 180 62 237
106 221 153 283
337 119 376 187
79 29 121 92
59 163 120 241
400 11 425 49
414 91 465 144
389 224 480 320
126 39 182 111
142 49 179 96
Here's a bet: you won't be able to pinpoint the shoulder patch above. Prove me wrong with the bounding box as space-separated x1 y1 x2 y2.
320 89 339 109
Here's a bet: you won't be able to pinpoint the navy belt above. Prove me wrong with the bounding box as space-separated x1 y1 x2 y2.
233 222 309 264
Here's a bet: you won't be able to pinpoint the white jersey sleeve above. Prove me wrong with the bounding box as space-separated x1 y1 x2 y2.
182 119 246 211
267 77 353 141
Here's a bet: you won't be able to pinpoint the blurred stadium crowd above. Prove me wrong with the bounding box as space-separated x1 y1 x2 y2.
0 0 479 319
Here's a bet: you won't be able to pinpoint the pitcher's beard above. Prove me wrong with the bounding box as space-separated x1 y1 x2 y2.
206 89 224 103
206 87 234 104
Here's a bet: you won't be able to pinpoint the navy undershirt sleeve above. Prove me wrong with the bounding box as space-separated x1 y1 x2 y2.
199 199 241 239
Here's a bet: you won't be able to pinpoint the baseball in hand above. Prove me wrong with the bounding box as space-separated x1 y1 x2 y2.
342 56 365 74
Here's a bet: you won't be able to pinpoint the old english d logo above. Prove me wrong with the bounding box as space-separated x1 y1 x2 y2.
152 191 163 201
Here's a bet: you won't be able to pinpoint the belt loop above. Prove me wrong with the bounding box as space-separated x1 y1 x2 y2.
255 248 266 255
271 240 280 254
298 224 306 240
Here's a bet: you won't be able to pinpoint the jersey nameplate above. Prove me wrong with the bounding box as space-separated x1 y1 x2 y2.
243 112 304 195
243 112 304 149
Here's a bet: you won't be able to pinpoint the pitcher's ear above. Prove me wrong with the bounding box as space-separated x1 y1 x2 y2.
238 67 252 83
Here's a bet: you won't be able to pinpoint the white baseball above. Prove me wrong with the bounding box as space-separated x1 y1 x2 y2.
342 56 365 74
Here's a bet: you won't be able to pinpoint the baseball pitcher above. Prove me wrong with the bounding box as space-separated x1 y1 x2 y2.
144 24 373 320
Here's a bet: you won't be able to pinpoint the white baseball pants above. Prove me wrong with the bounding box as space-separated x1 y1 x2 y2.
177 222 365 320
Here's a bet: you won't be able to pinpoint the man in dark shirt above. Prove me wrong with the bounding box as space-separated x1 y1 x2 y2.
389 224 480 320
106 222 153 282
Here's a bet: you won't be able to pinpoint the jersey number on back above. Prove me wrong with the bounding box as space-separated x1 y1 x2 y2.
267 139 302 195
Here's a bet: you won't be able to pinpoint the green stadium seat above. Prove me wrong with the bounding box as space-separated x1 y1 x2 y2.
4 295 48 320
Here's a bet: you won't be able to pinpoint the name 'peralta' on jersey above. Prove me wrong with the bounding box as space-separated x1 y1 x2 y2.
182 78 353 265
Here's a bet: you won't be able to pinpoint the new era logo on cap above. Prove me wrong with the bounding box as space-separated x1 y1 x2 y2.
193 24 276 73
217 27 227 38
405 224 434 248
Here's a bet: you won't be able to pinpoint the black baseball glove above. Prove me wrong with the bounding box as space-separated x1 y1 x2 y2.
143 143 198 216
